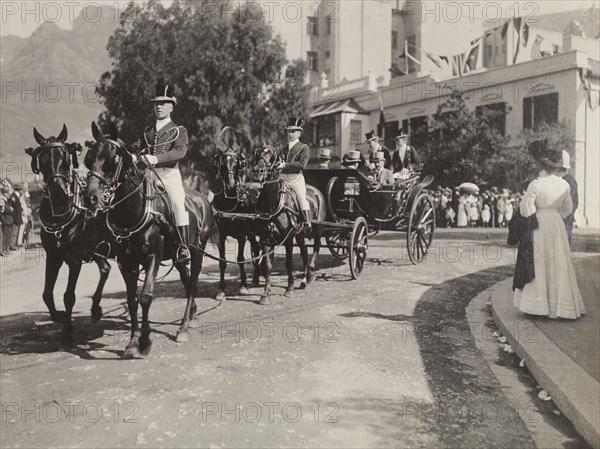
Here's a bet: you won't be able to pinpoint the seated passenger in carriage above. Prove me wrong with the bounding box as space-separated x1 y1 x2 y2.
318 148 331 169
389 129 423 181
342 150 372 178
277 118 311 232
131 82 191 265
367 152 394 185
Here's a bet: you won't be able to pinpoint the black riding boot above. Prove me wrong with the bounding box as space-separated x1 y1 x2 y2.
300 209 312 233
176 225 191 265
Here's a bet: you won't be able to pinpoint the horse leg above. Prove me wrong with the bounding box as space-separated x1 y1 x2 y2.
284 239 295 297
138 253 159 355
61 260 82 344
297 235 309 289
238 237 249 294
307 228 321 285
215 234 227 301
259 243 271 305
90 255 111 323
42 251 65 323
177 245 203 341
250 235 261 287
120 261 141 359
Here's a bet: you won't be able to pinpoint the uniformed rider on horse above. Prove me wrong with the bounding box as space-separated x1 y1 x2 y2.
276 118 311 232
131 83 191 265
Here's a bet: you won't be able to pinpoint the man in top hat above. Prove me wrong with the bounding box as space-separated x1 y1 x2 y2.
133 82 191 264
559 150 578 245
390 129 422 174
342 150 372 177
318 148 331 169
365 130 391 170
369 152 394 185
277 118 311 232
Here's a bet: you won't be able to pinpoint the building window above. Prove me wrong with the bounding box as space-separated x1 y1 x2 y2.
408 115 428 147
307 51 318 71
324 51 331 71
523 93 558 131
378 121 399 150
307 16 318 35
325 15 332 34
392 31 398 49
350 120 362 143
553 44 559 54
476 102 507 135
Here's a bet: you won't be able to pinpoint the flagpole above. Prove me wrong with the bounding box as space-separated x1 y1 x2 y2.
404 40 409 74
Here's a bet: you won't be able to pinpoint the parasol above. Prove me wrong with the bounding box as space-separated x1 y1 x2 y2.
458 182 479 193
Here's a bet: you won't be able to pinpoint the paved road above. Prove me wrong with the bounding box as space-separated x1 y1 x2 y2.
0 232 590 448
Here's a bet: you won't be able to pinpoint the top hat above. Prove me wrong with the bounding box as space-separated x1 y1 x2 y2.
395 129 407 140
365 130 378 142
528 139 562 168
13 183 25 191
342 150 361 164
318 148 332 160
561 150 571 170
373 151 386 162
285 118 304 131
151 83 177 104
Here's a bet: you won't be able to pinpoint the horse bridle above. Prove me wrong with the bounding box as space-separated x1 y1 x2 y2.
254 147 281 182
216 150 245 201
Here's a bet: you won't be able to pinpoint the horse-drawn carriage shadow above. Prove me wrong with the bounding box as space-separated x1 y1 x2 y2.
0 309 134 358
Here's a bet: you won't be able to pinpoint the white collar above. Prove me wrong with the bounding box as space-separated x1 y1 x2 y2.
156 117 171 132
288 139 299 149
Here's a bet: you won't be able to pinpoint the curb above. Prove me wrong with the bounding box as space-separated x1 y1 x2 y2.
491 278 600 449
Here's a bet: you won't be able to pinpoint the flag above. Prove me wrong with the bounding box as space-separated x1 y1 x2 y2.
426 52 445 69
378 94 386 140
522 22 530 47
513 17 523 63
465 42 481 72
451 52 466 76
580 69 600 111
531 34 545 59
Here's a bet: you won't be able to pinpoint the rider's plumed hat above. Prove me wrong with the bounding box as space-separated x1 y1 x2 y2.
285 118 304 131
151 83 177 105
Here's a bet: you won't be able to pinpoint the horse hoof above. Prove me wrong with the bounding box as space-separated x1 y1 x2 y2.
239 286 249 295
176 331 189 343
123 344 140 359
299 280 307 289
139 337 152 356
251 279 260 287
90 306 102 323
215 291 226 301
259 295 270 305
284 289 295 298
188 319 200 329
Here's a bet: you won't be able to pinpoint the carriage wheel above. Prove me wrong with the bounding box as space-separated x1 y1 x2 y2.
349 217 368 279
326 231 349 260
406 193 435 264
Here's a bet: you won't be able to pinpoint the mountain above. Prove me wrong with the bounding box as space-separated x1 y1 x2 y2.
0 7 117 177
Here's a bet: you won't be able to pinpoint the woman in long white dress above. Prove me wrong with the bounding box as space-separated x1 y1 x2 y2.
456 194 468 228
514 140 585 319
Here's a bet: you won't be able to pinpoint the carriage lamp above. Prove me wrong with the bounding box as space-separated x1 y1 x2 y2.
344 179 361 196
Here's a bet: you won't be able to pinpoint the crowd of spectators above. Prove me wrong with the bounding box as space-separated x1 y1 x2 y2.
1 179 33 255
429 186 522 229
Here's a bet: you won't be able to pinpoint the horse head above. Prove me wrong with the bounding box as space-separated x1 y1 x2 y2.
25 124 82 217
252 144 280 183
215 126 247 194
83 121 129 211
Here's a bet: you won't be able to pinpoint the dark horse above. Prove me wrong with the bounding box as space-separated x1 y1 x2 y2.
253 145 325 305
83 122 213 357
24 125 113 343
212 127 261 300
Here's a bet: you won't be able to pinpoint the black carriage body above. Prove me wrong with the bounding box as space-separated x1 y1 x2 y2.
304 168 436 264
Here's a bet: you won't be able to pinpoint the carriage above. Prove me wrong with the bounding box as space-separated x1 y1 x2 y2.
303 168 436 279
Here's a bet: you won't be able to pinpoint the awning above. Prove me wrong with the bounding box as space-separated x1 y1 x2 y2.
311 98 368 118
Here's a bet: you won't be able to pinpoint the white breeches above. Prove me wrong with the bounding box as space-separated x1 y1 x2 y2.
281 173 310 210
154 167 189 226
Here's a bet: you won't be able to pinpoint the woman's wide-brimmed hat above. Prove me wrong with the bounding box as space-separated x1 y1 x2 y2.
528 139 563 168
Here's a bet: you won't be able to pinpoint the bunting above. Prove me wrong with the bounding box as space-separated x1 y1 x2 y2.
580 69 600 111
531 34 545 59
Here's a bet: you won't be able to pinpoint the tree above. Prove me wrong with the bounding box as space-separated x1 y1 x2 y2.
96 0 309 176
414 88 511 189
